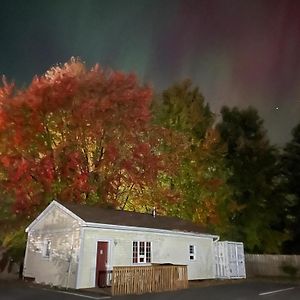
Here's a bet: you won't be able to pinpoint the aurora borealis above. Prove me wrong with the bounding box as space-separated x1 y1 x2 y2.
1 0 300 145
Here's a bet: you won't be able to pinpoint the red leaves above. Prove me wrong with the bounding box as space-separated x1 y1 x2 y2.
0 155 11 168
0 58 177 215
106 143 118 162
0 76 14 100
38 156 55 189
133 143 151 158
74 172 89 192
0 109 6 130
13 158 29 182
13 130 23 146
99 96 113 112
206 178 223 191
61 151 83 177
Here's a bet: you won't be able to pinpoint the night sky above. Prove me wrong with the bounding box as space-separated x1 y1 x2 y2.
1 0 300 145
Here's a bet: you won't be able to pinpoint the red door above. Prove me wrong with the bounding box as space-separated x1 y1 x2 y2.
95 241 108 287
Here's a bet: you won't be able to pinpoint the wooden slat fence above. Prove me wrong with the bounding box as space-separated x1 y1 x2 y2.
111 265 188 295
245 254 300 277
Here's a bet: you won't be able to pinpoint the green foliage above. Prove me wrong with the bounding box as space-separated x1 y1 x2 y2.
281 124 300 253
280 263 298 278
217 106 288 253
152 79 214 139
2 227 27 262
0 193 29 264
152 80 236 236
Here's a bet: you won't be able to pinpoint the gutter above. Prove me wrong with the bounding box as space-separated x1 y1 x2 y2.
83 221 219 240
213 236 220 242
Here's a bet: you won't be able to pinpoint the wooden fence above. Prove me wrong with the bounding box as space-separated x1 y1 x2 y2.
111 265 188 295
245 254 300 277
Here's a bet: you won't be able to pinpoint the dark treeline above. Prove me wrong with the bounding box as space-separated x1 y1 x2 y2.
152 79 300 255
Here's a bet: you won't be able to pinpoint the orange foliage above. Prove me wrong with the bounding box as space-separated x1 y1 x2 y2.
0 58 177 214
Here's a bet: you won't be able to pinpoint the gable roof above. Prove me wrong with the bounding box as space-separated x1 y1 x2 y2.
60 201 209 235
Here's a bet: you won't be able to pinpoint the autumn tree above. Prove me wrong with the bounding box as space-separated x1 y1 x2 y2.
152 80 236 236
0 59 179 260
217 106 288 253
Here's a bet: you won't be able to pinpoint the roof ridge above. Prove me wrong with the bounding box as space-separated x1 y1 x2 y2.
57 200 208 235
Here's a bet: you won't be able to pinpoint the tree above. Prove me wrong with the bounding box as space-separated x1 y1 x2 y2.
217 106 287 253
281 124 300 253
0 58 179 260
152 80 236 236
153 79 214 139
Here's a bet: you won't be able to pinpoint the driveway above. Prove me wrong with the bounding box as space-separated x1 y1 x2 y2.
0 280 110 300
121 281 300 300
0 280 299 300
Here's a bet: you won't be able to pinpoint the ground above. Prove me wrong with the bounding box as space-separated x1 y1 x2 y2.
0 279 299 300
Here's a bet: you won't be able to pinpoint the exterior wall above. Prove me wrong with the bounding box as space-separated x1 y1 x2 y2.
23 205 83 288
77 226 215 289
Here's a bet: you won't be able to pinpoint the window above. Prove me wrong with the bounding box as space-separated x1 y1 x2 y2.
189 245 196 261
132 241 151 264
146 241 151 263
42 240 51 258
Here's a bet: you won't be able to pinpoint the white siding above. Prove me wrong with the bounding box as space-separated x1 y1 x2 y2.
23 205 82 288
214 241 246 279
77 227 215 289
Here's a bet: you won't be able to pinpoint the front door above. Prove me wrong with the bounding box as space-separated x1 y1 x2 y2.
95 241 108 287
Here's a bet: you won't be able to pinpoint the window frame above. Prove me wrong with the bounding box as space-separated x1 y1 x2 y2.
189 244 196 261
132 241 152 264
42 240 51 259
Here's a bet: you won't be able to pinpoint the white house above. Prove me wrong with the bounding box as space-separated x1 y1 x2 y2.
23 200 220 289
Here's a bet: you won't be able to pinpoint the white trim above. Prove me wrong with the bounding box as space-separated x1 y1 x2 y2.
221 240 244 245
25 200 85 233
75 227 85 289
84 222 218 240
132 241 152 265
30 228 79 234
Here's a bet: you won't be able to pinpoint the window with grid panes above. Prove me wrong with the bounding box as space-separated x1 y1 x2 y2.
132 241 151 264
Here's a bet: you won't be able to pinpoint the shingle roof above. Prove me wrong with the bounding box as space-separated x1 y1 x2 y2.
60 201 208 235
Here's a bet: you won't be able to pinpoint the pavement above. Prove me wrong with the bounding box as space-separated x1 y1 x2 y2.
0 278 299 300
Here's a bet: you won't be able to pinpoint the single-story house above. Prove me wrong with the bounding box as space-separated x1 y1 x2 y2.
23 200 220 289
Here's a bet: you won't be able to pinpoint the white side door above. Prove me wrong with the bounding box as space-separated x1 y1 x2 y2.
237 244 246 278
